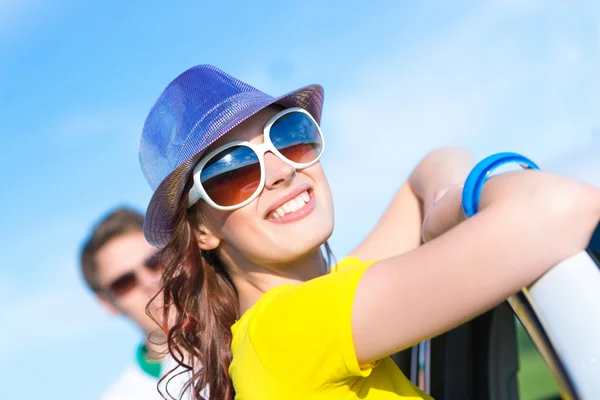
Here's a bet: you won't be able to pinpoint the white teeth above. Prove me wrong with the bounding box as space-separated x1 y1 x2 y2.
269 190 311 219
302 191 310 202
290 201 299 212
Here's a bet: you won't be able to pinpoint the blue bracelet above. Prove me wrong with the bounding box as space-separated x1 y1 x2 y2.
462 152 540 218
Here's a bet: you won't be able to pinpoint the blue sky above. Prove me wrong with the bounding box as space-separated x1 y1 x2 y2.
1 1 599 399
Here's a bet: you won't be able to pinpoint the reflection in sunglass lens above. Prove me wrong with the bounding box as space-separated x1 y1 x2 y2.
201 145 261 207
270 112 322 164
108 272 137 297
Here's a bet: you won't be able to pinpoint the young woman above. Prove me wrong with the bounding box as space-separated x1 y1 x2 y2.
139 65 600 400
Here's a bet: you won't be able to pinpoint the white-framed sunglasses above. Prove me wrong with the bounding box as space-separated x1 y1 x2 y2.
187 107 325 211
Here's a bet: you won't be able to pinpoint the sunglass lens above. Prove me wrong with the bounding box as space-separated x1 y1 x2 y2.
109 272 137 297
270 112 322 164
201 145 261 207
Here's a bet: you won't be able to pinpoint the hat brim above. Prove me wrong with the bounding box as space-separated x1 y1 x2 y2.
143 84 324 248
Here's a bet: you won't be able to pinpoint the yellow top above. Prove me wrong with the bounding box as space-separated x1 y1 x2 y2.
229 256 433 399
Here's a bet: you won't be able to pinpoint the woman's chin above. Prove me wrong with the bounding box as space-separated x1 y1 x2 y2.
271 224 333 260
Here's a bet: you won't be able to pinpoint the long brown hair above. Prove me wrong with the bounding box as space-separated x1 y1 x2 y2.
152 179 335 400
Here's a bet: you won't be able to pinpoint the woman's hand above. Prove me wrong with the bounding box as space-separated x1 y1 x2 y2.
408 147 475 243
409 147 476 217
421 184 465 242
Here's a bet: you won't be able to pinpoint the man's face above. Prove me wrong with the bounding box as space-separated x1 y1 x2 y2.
94 230 162 336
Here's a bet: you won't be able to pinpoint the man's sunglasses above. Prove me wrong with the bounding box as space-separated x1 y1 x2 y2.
187 107 325 210
102 252 162 297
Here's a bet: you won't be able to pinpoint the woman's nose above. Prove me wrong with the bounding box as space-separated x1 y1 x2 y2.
264 152 295 189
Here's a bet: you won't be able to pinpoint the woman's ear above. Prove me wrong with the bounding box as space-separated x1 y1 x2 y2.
195 222 221 251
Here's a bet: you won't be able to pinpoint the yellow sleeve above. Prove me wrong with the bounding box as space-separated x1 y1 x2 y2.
247 257 375 392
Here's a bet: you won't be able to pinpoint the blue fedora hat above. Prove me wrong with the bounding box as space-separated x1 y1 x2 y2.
139 64 324 247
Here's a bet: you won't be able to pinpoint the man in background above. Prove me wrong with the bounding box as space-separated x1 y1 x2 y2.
80 207 167 400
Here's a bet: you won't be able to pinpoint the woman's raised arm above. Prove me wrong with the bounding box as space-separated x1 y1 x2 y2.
351 169 600 365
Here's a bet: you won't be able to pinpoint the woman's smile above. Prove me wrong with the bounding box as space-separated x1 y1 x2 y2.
265 186 316 224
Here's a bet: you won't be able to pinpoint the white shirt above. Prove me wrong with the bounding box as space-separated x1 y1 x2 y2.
159 355 210 399
100 351 207 400
100 363 162 400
